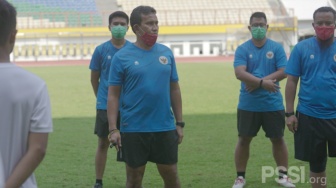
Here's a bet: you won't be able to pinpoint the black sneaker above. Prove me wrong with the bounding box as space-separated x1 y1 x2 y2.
93 183 102 188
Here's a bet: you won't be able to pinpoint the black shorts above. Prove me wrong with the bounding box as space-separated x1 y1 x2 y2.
94 110 120 138
117 130 179 168
237 109 285 138
294 112 336 162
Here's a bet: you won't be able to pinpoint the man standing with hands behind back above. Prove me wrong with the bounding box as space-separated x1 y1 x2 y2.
0 1 53 187
89 11 130 188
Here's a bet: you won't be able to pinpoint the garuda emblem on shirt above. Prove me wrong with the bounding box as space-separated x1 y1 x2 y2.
159 56 168 65
266 51 274 59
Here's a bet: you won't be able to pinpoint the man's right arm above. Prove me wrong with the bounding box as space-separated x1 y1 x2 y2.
5 133 49 188
285 75 299 133
285 75 299 114
107 85 121 148
235 65 261 88
91 71 100 97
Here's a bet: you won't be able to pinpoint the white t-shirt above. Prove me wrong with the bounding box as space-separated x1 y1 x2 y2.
0 63 53 188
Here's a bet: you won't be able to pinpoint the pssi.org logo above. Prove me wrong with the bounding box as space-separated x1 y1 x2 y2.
261 166 327 185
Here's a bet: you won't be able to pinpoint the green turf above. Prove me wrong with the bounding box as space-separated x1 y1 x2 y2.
23 63 335 188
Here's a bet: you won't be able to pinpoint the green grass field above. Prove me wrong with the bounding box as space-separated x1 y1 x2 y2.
24 63 336 188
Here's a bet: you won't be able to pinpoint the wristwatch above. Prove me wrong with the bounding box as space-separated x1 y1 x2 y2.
176 121 185 128
285 112 295 117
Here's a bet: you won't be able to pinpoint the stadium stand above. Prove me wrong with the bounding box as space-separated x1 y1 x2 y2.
9 0 296 61
117 0 285 25
8 0 291 28
8 0 103 28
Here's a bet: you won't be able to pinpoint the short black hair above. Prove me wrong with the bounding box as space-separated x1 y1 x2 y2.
130 5 156 34
108 11 129 25
313 6 336 21
0 0 16 46
249 12 267 24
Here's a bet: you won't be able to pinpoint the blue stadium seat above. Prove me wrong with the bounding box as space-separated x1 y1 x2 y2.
9 0 98 12
8 0 103 27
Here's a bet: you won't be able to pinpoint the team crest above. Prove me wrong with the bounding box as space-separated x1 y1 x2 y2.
108 55 111 59
334 54 336 62
249 54 253 59
266 51 274 59
134 61 139 65
159 56 168 65
310 54 314 59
